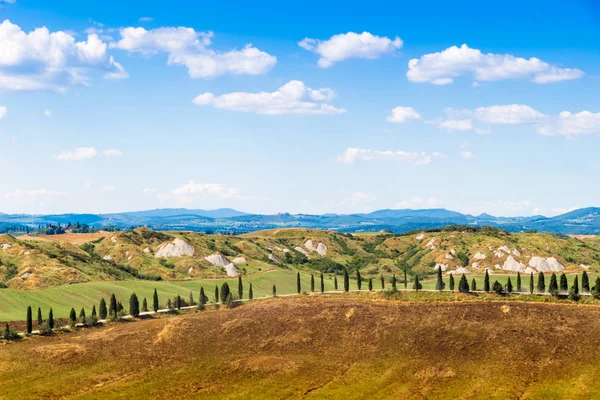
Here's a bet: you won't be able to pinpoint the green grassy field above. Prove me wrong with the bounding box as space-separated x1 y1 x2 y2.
0 270 361 322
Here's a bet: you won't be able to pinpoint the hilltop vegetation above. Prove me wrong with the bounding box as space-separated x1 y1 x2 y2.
1 226 599 290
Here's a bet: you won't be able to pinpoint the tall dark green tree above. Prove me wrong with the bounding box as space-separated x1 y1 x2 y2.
392 274 397 290
506 277 513 293
458 274 469 293
297 272 302 294
560 273 568 293
69 308 77 327
109 294 118 316
380 275 385 290
492 280 503 294
594 277 600 295
220 283 231 303
176 295 182 310
356 270 362 290
200 287 207 305
449 274 455 291
530 272 534 294
248 283 253 300
334 275 338 290
37 307 43 328
26 306 32 334
343 268 350 292
129 293 140 317
368 278 373 291
142 298 148 312
582 271 590 293
320 273 325 293
153 289 159 312
484 270 490 292
413 275 422 291
569 275 580 301
516 272 522 292
549 273 559 296
471 278 477 292
537 272 545 293
189 291 194 306
435 267 445 291
79 307 86 322
311 274 315 292
238 276 243 299
272 284 277 297
214 285 219 303
48 308 54 330
92 305 97 318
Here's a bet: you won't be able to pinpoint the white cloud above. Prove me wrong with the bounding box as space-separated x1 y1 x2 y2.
56 147 98 161
138 17 154 22
339 192 376 207
103 185 115 191
299 31 402 68
537 111 600 137
439 119 473 131
193 80 345 115
337 148 441 165
395 196 443 209
111 26 275 78
460 150 475 159
407 44 584 85
103 148 123 158
474 104 546 124
0 19 127 91
5 188 65 198
43 109 52 117
173 180 242 199
551 207 577 216
83 182 92 189
0 105 6 119
387 106 420 123
168 44 276 78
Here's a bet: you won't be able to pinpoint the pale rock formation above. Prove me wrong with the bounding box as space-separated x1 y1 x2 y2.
445 253 454 260
1 243 11 250
472 262 480 270
580 264 591 269
295 247 309 256
524 267 536 274
494 264 501 270
450 249 456 255
528 257 564 272
143 247 151 253
103 255 113 261
21 272 31 279
304 240 315 251
425 237 437 249
111 237 117 244
23 251 30 256
232 257 247 264
416 233 425 241
494 250 506 258
204 253 230 267
282 248 290 253
316 243 328 255
269 253 279 262
455 267 470 274
188 267 194 274
498 246 511 253
155 239 195 258
434 263 448 272
512 248 521 257
224 263 240 277
473 252 486 260
502 256 526 272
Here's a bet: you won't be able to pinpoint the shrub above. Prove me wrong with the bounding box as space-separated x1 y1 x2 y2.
38 322 53 336
492 280 504 294
3 323 20 340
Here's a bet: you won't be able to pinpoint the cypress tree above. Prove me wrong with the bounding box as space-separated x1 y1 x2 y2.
297 272 301 294
189 291 194 306
356 270 362 290
506 277 513 293
311 274 315 292
176 295 182 310
320 272 324 293
549 273 559 296
368 278 373 291
26 306 32 334
79 307 86 322
91 305 97 318
167 299 172 309
582 271 590 293
435 267 445 291
117 302 124 312
449 274 455 291
200 287 207 304
343 268 350 292
413 275 422 291
238 276 243 299
248 283 253 300
48 308 54 330
153 289 159 312
458 274 469 293
560 273 568 293
537 272 545 293
594 277 600 294
129 293 140 317
334 275 338 290
142 298 148 312
380 275 385 290
109 294 117 316
484 270 490 292
392 274 397 290
471 278 477 292
220 283 231 303
571 275 579 296
69 308 77 327
98 297 108 319
214 285 219 303
516 272 522 292
492 280 503 294
404 266 408 289
530 272 534 294
37 307 43 329
272 284 277 297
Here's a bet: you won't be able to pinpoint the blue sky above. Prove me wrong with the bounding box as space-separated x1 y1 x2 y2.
0 0 599 216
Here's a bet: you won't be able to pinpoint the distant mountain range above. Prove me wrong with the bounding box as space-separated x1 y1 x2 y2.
2 207 600 235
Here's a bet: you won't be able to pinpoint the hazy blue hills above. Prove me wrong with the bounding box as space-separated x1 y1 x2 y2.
2 207 600 235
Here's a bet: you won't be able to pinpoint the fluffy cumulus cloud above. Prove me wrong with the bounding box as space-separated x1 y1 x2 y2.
338 148 441 165
173 180 242 199
111 26 276 78
56 147 123 161
395 197 443 209
0 19 127 91
0 105 6 119
299 31 402 68
537 111 600 137
193 80 345 115
439 104 546 133
407 44 584 85
387 106 421 123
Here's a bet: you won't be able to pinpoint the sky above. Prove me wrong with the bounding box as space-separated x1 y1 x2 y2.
0 0 599 217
